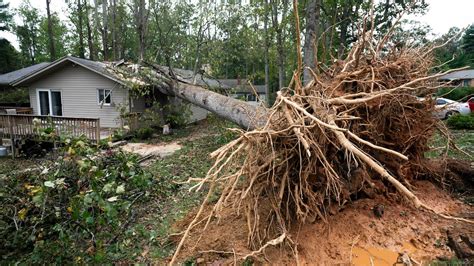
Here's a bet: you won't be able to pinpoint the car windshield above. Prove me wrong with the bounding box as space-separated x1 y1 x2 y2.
436 99 447 105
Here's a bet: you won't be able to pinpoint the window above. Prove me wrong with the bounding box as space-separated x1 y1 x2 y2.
98 89 111 105
463 80 470 87
37 89 62 116
436 99 447 105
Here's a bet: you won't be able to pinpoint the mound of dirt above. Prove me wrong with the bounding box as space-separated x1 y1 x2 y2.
172 180 473 265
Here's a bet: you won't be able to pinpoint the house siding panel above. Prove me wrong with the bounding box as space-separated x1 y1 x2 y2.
28 64 128 127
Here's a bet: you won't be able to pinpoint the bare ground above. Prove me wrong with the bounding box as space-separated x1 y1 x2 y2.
171 180 473 265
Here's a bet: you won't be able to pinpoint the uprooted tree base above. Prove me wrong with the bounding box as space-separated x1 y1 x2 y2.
172 176 474 264
167 16 474 263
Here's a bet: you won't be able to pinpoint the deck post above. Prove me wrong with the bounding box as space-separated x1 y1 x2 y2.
96 119 101 144
7 115 15 158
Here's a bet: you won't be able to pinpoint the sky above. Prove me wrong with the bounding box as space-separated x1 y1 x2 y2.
1 0 474 50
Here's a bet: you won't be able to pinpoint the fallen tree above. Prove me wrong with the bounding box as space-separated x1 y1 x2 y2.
106 11 472 264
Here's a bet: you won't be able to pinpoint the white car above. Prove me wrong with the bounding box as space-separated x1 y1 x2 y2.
433 98 471 119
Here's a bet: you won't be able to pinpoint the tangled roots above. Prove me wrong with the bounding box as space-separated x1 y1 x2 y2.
170 14 472 265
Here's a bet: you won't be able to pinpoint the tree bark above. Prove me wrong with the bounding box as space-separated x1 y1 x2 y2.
271 0 289 90
85 1 95 60
102 0 108 60
111 0 117 60
158 81 267 130
263 0 270 106
337 0 351 58
135 0 147 62
46 0 56 61
303 0 321 85
77 0 85 58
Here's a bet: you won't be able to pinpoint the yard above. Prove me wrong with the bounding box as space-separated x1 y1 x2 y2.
1 117 472 264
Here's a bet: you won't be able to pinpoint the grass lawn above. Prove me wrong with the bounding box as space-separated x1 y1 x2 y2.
425 129 474 160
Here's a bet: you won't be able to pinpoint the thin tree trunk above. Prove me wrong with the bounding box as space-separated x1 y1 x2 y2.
46 0 56 61
303 0 321 85
263 0 270 105
111 0 117 60
271 0 289 90
102 0 108 60
338 0 351 58
136 0 147 62
77 0 85 58
85 0 95 60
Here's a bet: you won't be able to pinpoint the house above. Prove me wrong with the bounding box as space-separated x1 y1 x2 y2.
219 79 267 104
11 56 216 128
0 62 50 109
438 69 474 87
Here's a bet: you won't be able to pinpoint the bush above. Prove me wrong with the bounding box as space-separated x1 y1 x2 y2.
0 88 29 105
437 87 474 101
135 126 154 139
446 113 474 130
0 138 154 263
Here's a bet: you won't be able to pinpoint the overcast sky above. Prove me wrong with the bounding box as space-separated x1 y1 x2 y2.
1 0 473 50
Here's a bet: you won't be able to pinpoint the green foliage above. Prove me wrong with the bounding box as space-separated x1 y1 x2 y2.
0 138 154 263
437 87 474 101
136 127 154 140
446 113 474 130
0 88 29 104
0 39 21 74
0 0 12 31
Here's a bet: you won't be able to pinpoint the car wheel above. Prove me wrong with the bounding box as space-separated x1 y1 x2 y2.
444 111 459 119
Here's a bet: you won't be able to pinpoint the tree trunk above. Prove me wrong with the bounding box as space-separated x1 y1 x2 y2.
303 0 321 85
263 0 270 106
85 0 95 60
136 0 147 62
338 0 351 58
46 0 56 61
157 80 267 130
77 0 85 58
271 0 289 90
102 0 108 60
111 0 117 60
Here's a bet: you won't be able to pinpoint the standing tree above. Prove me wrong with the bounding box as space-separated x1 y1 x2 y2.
302 0 321 84
45 0 56 61
102 0 109 60
0 0 12 31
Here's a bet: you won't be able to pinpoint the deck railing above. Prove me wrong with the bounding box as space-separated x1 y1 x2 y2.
0 114 101 142
0 107 33 114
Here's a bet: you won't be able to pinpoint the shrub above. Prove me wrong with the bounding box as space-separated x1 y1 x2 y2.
135 126 154 139
446 113 474 130
0 138 154 263
437 87 474 101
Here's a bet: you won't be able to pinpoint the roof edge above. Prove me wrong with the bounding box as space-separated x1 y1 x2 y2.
12 56 127 87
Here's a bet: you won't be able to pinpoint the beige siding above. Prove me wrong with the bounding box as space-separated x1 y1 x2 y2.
28 64 128 127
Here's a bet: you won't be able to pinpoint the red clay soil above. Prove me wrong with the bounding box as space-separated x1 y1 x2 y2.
172 180 473 265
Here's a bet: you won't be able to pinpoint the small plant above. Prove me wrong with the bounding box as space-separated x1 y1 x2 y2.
446 113 474 130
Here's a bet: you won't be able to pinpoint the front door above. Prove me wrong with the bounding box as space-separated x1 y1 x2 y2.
37 89 62 116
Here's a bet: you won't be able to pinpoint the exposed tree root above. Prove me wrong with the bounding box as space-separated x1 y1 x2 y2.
169 7 473 265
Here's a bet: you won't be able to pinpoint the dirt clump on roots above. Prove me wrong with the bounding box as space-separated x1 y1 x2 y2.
172 180 473 264
169 8 473 265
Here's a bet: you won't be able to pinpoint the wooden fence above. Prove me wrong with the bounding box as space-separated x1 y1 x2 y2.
0 114 101 142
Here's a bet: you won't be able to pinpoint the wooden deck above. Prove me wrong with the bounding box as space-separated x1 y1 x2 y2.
0 106 33 114
0 114 101 142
